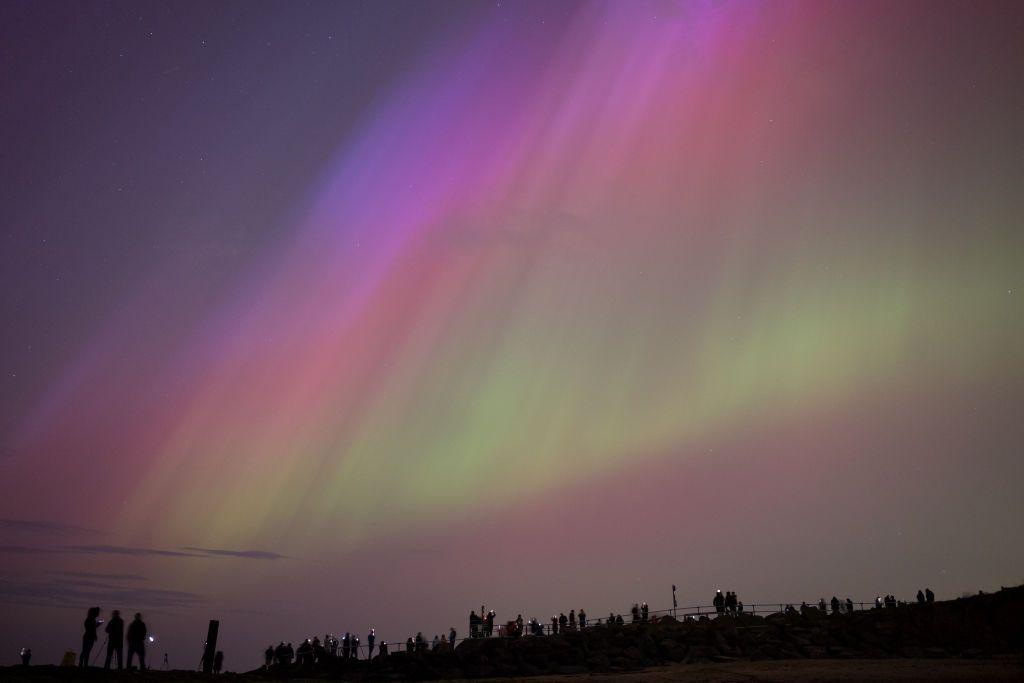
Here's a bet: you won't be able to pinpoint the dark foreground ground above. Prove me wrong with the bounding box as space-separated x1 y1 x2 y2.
4 587 1023 681
4 658 1024 682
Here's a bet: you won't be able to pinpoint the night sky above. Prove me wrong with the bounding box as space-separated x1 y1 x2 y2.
2 0 1023 670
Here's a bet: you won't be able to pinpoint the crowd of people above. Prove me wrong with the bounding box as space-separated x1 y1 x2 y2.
32 587 942 672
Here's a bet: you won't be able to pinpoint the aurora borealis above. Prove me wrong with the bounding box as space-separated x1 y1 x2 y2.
1 0 1022 669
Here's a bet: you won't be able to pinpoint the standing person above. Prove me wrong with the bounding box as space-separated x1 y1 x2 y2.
79 607 101 668
469 611 479 638
264 645 274 668
578 609 587 628
846 598 854 613
126 613 147 671
641 602 649 621
104 610 124 669
925 588 935 603
551 616 558 634
352 635 360 659
713 591 725 614
449 627 457 649
568 610 576 631
486 610 495 637
367 629 376 658
558 612 568 633
20 648 31 666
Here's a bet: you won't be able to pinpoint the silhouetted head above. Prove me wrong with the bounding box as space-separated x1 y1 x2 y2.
134 612 142 621
112 610 120 618
87 607 100 618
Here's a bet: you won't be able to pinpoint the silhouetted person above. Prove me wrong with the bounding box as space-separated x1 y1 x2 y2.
126 612 147 670
631 603 640 622
416 632 426 652
925 588 935 603
819 598 828 612
20 648 31 666
79 607 100 668
800 601 809 616
406 637 414 653
104 609 124 669
579 609 587 628
213 651 223 674
917 589 925 604
713 590 725 614
559 612 568 632
367 629 376 658
342 632 350 659
352 635 360 659
641 602 649 621
285 642 294 664
432 634 439 650
485 610 495 637
265 645 274 668
379 640 389 657
846 598 854 613
568 610 576 630
469 610 480 638
737 601 744 614
551 616 559 634
449 627 457 648
516 614 524 636
830 596 840 614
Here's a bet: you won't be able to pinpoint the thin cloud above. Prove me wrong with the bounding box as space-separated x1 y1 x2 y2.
0 576 206 611
64 544 201 558
0 518 104 537
183 547 288 560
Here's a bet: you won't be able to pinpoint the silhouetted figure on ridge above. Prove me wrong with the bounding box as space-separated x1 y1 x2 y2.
615 614 624 625
285 642 293 664
641 602 649 621
79 607 101 668
378 640 389 658
917 589 925 603
631 603 640 622
579 609 587 628
831 596 840 614
926 588 935 603
737 601 744 614
342 632 350 659
551 616 559 634
713 590 725 614
20 648 31 666
104 609 124 670
126 612 147 671
469 610 480 638
846 598 854 613
352 635 360 659
264 645 274 668
725 591 737 614
367 629 376 658
819 598 828 612
568 610 576 630
486 610 496 637
449 627 457 648
405 637 414 653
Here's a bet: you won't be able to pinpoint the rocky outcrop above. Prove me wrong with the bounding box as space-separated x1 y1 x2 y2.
251 586 1024 679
